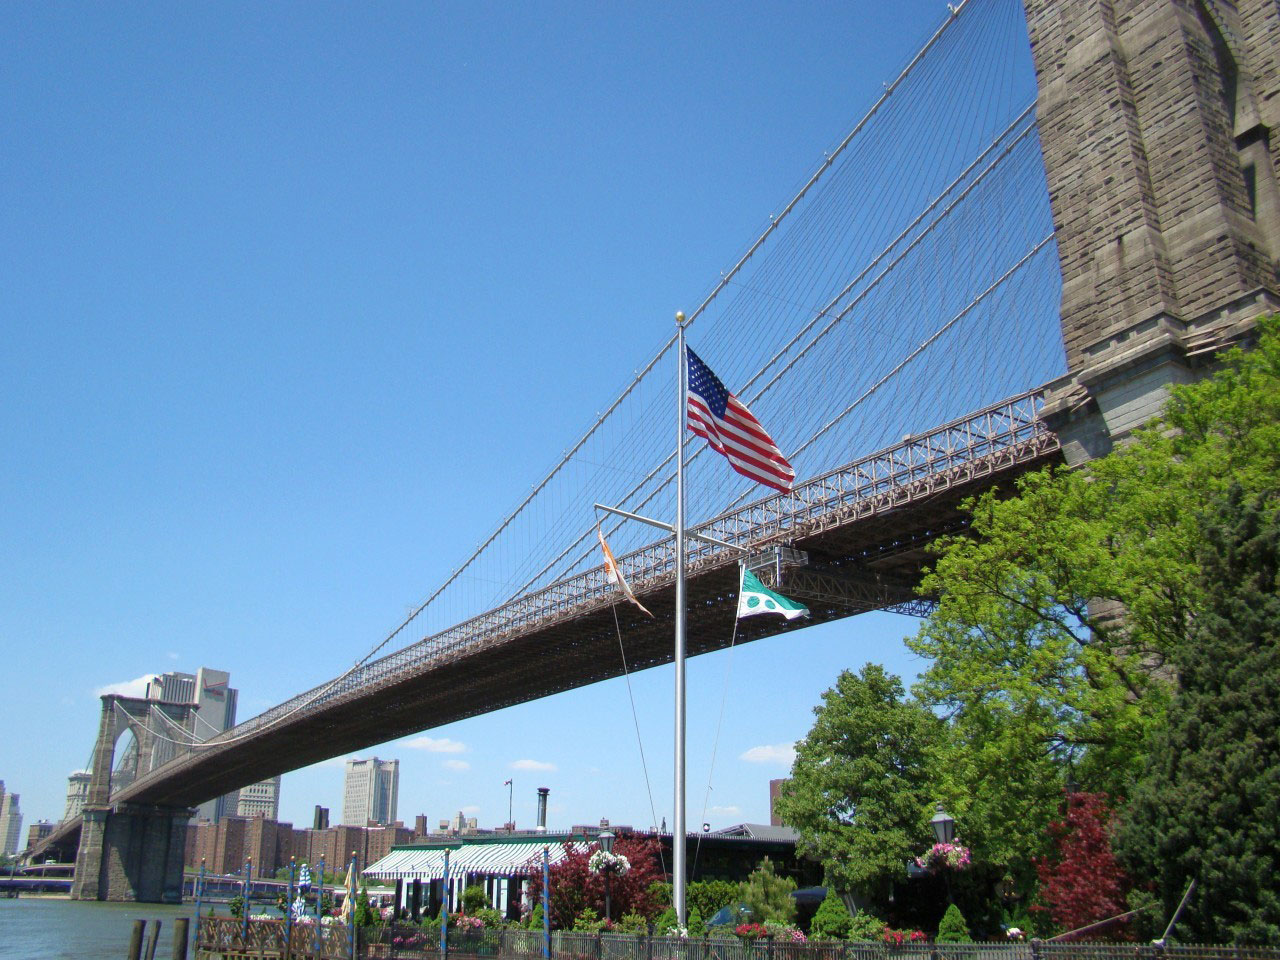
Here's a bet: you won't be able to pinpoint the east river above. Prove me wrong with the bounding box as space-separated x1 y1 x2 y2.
0 896 217 959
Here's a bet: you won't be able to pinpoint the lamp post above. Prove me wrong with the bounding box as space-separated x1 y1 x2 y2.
930 804 955 903
599 832 615 924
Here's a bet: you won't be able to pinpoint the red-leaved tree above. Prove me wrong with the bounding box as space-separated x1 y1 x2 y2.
527 833 664 929
1035 792 1131 939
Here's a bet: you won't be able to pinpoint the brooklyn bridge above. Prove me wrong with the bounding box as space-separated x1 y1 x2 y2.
34 0 1280 903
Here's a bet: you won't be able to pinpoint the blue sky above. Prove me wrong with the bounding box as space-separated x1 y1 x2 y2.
1 1 1030 835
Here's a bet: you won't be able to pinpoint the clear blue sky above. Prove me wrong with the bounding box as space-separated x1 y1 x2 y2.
1 1 1032 835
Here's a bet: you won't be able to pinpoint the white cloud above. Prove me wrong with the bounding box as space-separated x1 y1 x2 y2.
461 805 480 816
739 743 796 766
511 758 556 772
710 805 742 817
444 759 470 771
406 736 467 754
166 651 179 661
93 674 154 698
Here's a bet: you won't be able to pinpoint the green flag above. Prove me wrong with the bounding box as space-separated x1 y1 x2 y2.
737 567 809 620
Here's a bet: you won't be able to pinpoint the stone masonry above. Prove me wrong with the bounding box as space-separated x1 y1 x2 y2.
71 695 197 903
1023 0 1280 461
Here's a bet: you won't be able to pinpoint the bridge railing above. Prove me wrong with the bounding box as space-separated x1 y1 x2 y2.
191 387 1057 748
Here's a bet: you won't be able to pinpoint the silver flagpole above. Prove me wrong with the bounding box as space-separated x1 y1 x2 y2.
673 310 688 927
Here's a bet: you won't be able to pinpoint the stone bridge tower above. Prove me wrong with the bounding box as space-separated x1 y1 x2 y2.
71 694 197 903
1023 0 1280 460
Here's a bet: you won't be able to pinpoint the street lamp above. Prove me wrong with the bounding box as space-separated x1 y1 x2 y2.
930 804 955 904
599 831 615 923
930 803 955 845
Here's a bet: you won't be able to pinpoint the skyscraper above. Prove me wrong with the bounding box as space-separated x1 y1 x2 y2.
236 776 282 820
0 782 23 857
342 758 398 826
64 771 91 822
148 668 240 822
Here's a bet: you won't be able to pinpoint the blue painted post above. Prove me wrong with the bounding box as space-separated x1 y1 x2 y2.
347 852 358 960
440 848 451 960
315 854 327 955
242 856 253 940
194 859 206 950
541 846 551 960
286 857 296 956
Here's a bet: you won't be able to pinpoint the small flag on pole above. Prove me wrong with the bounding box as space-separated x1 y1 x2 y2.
503 779 512 786
737 567 809 620
597 523 654 617
686 347 795 492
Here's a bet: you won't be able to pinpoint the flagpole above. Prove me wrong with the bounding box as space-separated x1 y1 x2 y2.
673 310 688 927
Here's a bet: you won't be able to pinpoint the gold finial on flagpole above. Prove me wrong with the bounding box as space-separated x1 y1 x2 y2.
675 311 685 326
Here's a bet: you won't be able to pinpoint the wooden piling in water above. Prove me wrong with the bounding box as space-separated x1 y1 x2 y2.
125 919 144 960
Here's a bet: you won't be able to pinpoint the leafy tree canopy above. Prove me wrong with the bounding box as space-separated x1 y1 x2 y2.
775 665 943 904
906 317 1280 873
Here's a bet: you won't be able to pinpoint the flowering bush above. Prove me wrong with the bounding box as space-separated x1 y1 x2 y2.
381 905 395 921
1006 927 1026 940
882 927 928 944
588 849 632 876
735 922 769 940
763 921 806 943
393 934 429 947
452 914 485 930
915 842 972 872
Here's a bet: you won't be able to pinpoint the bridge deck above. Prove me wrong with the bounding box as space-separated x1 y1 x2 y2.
37 387 1061 859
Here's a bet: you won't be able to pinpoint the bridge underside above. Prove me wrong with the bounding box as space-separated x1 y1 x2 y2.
116 444 1061 807
38 391 1062 864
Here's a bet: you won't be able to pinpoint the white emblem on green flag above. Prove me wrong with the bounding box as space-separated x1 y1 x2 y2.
737 567 809 620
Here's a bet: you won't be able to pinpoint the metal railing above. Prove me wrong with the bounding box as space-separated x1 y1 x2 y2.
203 386 1057 746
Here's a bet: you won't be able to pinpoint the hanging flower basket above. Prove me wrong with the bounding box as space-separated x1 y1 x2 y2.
588 849 631 876
914 842 972 872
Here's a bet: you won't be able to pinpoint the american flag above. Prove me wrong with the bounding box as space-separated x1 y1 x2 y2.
686 346 794 492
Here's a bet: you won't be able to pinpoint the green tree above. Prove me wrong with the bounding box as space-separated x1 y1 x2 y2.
1117 490 1280 943
526 902 544 930
354 886 378 927
846 910 886 941
776 665 943 905
687 906 706 936
936 904 972 942
738 857 796 926
687 879 738 921
654 906 679 934
904 317 1280 884
809 888 853 940
461 884 489 915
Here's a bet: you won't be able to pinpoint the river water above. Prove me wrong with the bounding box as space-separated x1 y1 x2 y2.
0 896 214 960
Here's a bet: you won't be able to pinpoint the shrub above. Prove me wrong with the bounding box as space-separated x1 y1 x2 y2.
654 907 679 934
936 904 972 943
617 912 648 933
526 903 545 930
461 884 490 915
687 907 706 936
739 858 796 925
809 889 853 940
846 910 885 942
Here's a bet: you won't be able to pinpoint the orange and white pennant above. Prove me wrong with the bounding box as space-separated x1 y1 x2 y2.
597 523 653 617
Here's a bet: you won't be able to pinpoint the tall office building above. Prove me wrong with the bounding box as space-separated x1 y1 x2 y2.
236 776 282 820
342 758 398 826
0 783 23 856
147 667 240 822
64 771 91 822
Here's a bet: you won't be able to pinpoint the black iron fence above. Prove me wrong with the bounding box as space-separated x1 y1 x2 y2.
196 919 1280 960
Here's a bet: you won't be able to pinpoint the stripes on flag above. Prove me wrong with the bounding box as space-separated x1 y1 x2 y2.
686 346 795 492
